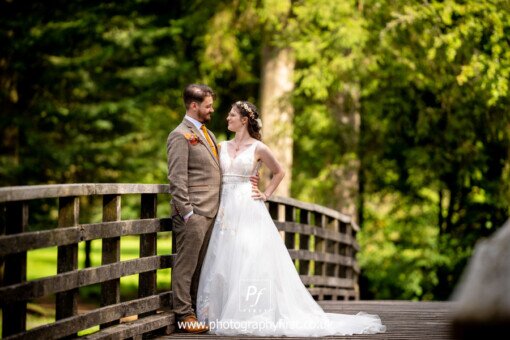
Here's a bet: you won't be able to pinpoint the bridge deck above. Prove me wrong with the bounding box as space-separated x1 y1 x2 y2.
156 300 455 339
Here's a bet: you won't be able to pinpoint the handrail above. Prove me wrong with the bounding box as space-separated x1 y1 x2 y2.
0 183 360 339
0 183 170 202
0 184 354 225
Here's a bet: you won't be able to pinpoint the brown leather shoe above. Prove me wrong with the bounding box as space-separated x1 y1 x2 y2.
178 315 209 333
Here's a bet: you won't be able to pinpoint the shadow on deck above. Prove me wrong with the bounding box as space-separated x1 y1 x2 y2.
156 300 455 339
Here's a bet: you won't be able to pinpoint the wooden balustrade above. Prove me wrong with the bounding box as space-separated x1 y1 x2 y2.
269 196 360 301
0 184 360 339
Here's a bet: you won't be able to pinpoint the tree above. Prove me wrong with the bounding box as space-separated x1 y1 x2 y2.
194 0 296 196
359 0 510 299
289 0 367 220
0 0 192 186
258 0 295 197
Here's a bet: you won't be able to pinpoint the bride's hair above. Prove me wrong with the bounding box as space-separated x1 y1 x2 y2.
233 101 262 140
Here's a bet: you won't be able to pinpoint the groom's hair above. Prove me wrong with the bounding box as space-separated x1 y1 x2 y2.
183 84 216 109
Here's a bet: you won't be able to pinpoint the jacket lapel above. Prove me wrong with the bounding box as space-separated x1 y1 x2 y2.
182 119 220 168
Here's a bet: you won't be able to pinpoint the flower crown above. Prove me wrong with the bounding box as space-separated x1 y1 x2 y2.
236 101 262 128
236 101 256 119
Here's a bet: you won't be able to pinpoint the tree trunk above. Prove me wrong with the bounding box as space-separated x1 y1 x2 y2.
260 44 295 197
330 88 361 222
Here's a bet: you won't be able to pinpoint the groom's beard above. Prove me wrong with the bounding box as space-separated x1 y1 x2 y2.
197 110 212 124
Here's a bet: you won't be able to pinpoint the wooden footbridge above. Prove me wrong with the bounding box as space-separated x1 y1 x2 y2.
159 301 456 339
0 184 461 339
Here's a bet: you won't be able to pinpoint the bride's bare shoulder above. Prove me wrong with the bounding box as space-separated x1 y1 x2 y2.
254 141 273 155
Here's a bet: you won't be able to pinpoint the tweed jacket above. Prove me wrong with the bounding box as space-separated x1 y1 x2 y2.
166 118 221 219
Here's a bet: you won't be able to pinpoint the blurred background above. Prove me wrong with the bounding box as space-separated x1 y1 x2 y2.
1 0 509 305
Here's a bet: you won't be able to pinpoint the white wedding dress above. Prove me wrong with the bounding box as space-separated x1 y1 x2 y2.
196 140 386 336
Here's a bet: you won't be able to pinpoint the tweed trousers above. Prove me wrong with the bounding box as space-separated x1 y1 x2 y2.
171 213 215 319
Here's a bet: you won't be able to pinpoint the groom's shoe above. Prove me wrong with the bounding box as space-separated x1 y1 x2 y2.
178 315 209 333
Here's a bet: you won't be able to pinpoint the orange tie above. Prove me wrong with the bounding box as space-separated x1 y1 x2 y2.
200 125 218 159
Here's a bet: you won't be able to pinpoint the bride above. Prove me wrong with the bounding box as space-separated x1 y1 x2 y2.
196 101 386 336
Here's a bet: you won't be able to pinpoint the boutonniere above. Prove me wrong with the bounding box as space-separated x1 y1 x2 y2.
183 132 201 145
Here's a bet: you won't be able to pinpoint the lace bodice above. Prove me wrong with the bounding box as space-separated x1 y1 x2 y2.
220 141 259 182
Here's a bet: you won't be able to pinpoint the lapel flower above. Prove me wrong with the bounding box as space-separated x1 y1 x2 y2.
183 132 200 145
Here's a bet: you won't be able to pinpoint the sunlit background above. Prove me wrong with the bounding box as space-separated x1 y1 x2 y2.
1 0 509 321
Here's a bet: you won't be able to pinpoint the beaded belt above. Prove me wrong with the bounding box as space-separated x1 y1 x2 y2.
222 174 251 184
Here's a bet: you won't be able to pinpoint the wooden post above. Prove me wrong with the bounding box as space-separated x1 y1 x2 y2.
338 221 348 299
139 194 157 318
268 201 284 238
326 217 339 276
284 205 295 250
314 212 326 300
56 197 80 324
346 221 353 281
326 218 340 299
171 219 176 292
339 221 347 256
101 194 121 328
2 201 28 337
347 220 359 300
299 209 310 276
268 201 278 220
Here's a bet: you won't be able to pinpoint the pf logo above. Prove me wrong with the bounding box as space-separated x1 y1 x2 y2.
239 279 272 313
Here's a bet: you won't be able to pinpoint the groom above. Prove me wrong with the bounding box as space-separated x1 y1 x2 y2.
167 84 220 333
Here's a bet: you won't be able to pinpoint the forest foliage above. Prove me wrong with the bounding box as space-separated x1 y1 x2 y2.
1 0 509 300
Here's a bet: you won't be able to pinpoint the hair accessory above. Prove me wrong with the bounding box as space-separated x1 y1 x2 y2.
236 101 256 119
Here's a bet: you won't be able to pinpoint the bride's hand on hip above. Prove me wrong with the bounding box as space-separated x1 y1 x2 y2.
249 174 259 187
251 187 267 201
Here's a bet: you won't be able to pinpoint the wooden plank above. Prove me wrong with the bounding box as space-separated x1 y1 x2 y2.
0 184 170 203
93 184 170 195
307 287 356 299
139 194 157 318
2 201 28 337
154 301 456 340
0 255 174 304
0 185 354 229
81 313 174 340
101 194 121 328
287 249 353 266
3 292 172 340
268 196 353 224
274 221 354 245
0 184 95 203
56 196 80 323
299 275 354 289
0 218 172 256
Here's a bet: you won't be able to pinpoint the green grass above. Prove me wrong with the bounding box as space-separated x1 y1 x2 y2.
27 234 173 292
1 233 173 336
78 325 100 336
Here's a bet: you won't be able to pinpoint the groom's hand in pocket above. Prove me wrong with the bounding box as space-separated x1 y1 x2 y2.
183 211 194 224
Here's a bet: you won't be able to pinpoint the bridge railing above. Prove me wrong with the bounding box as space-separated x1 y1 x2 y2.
0 184 359 339
268 196 360 300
